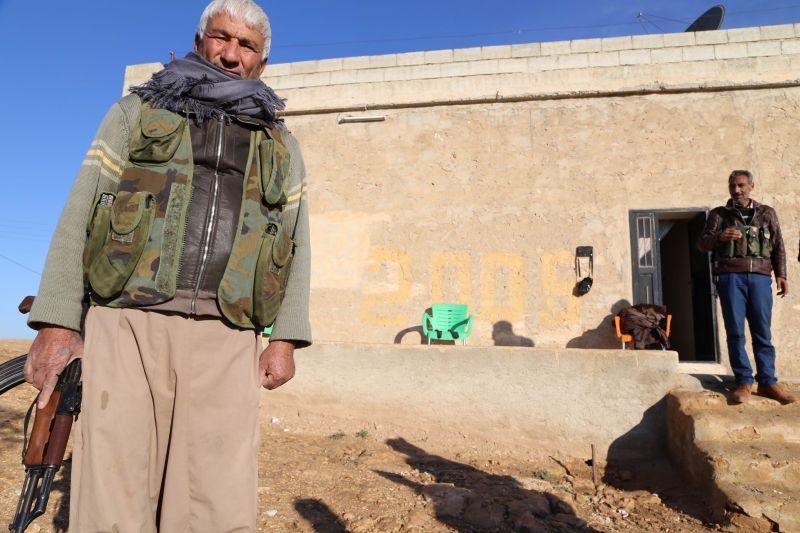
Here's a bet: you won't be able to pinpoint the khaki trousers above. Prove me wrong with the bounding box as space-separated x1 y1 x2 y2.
70 306 262 533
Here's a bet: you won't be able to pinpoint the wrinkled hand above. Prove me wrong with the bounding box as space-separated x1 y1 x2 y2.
719 228 743 242
259 340 296 390
777 277 789 298
24 326 83 409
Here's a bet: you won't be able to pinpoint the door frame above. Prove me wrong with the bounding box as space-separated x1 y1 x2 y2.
628 208 720 363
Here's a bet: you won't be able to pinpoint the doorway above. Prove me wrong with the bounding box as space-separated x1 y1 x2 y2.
628 210 719 362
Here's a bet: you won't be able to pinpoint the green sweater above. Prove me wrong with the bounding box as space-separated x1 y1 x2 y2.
28 94 312 346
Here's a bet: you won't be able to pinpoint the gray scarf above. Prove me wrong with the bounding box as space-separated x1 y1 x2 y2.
129 52 285 125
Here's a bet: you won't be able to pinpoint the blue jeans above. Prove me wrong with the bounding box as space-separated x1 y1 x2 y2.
717 273 777 385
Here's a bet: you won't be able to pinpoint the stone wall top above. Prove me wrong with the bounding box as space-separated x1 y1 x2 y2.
259 24 798 84
124 24 800 111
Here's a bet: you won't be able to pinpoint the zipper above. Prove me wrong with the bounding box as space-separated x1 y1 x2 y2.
191 116 225 315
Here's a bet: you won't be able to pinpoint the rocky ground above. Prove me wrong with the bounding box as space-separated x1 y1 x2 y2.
0 341 720 532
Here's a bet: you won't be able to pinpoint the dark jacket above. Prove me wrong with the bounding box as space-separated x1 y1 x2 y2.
144 116 262 317
617 305 670 350
697 199 787 279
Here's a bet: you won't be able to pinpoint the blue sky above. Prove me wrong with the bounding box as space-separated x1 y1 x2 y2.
0 0 798 338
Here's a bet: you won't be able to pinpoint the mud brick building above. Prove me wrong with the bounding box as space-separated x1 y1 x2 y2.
119 27 800 527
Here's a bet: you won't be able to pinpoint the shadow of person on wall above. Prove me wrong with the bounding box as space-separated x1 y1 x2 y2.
602 398 713 524
492 321 534 347
375 438 596 532
294 498 348 533
566 299 631 349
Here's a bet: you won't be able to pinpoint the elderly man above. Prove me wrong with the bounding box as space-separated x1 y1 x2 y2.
24 0 311 529
697 170 794 405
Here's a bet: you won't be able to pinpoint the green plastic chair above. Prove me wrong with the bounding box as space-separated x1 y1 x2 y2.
421 303 474 345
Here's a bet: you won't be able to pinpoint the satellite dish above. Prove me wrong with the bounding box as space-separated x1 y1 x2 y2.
685 5 726 32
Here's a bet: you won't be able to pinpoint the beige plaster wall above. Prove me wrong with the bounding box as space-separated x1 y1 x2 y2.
290 89 800 380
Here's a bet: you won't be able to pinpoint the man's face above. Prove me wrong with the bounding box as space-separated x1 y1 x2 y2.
728 174 754 206
195 13 266 79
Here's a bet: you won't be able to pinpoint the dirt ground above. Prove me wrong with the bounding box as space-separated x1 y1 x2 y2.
0 340 720 532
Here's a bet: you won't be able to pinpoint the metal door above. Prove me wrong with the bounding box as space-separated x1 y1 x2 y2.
629 211 662 305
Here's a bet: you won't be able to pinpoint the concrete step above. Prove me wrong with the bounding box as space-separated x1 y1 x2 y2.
717 479 800 532
670 384 800 414
691 407 800 443
667 388 800 530
702 441 800 486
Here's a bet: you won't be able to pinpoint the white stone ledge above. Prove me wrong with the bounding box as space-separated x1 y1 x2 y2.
264 38 800 90
683 45 715 62
620 49 651 66
481 45 512 59
588 51 620 68
541 40 571 56
453 47 481 62
715 42 748 60
128 25 800 93
727 27 761 43
511 43 541 58
424 49 454 64
206 54 800 115
632 34 665 50
601 36 633 52
571 38 601 54
316 57 344 72
761 24 795 40
748 40 783 58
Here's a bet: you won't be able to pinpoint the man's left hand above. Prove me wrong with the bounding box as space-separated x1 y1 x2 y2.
777 277 789 297
259 339 296 390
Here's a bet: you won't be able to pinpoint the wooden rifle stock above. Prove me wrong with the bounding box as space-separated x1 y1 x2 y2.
9 359 82 532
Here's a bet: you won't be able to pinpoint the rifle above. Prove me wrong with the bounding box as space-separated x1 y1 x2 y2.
9 295 83 532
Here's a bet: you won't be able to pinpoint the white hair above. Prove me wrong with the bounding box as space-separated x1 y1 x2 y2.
196 0 271 59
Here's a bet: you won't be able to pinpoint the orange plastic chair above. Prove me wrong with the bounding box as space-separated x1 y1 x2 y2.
614 315 672 350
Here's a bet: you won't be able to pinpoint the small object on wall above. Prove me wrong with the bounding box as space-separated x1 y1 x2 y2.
575 246 594 296
338 114 387 124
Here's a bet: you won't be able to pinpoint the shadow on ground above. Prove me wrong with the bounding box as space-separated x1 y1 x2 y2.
294 498 347 533
603 398 713 525
376 437 597 532
567 299 631 349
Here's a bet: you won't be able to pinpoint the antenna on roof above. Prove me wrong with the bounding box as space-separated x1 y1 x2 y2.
685 4 725 32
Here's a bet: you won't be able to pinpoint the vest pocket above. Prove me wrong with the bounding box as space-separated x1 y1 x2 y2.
258 138 290 206
760 226 773 258
128 108 186 164
88 191 155 299
726 225 750 257
83 193 115 276
253 222 295 327
744 226 761 257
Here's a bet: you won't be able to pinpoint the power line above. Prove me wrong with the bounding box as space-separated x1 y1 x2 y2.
0 253 41 276
636 13 651 35
639 14 666 34
273 21 645 50
272 4 800 51
644 4 800 26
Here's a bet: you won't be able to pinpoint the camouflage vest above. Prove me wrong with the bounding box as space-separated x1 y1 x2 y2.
715 225 773 260
83 105 294 330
